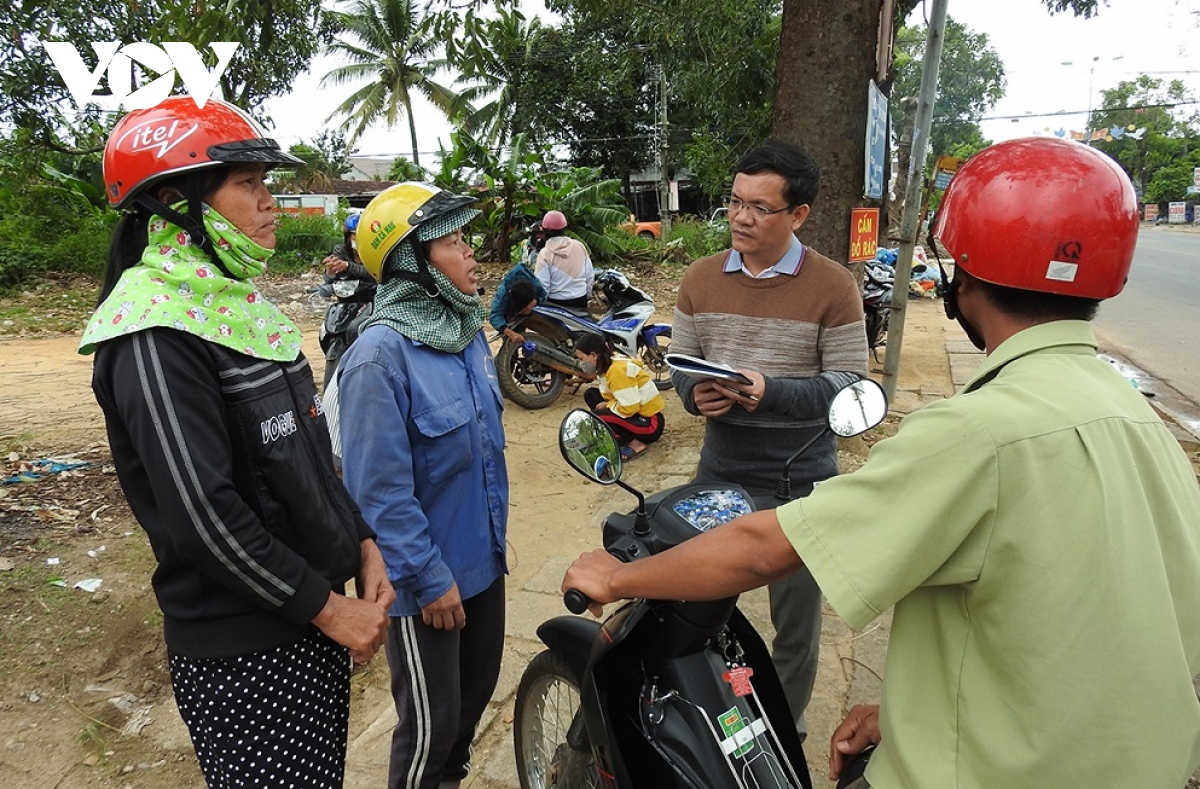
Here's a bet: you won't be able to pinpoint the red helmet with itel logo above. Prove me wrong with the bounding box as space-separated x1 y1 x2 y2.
103 96 301 208
933 137 1138 299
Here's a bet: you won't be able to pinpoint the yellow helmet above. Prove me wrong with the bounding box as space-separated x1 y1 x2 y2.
358 182 477 281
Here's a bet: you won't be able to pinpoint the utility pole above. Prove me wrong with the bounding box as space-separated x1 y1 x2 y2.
656 64 672 239
880 0 948 403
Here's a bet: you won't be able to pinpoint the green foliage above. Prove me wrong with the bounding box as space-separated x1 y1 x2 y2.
1092 75 1200 201
323 0 460 165
388 157 428 182
273 130 358 193
658 215 730 261
683 131 738 202
1040 0 1104 17
426 130 631 265
0 209 117 293
446 8 547 149
270 213 341 274
172 1 336 111
546 0 778 191
2 1 332 147
892 18 1006 158
0 128 117 291
598 215 728 268
1144 148 1200 205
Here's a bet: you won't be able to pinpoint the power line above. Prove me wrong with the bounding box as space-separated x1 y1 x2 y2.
982 100 1199 122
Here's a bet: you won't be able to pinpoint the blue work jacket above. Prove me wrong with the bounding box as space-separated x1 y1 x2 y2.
338 326 508 617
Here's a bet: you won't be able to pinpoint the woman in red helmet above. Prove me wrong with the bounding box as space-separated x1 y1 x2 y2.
79 97 393 788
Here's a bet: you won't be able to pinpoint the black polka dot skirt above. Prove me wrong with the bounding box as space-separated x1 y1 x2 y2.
169 631 352 788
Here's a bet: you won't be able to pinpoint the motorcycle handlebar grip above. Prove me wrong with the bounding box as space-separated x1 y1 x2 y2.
563 590 591 615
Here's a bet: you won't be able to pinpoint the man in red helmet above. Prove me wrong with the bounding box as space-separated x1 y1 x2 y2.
562 138 1200 788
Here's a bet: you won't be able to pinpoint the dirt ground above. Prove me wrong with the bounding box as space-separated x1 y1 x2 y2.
0 267 1017 787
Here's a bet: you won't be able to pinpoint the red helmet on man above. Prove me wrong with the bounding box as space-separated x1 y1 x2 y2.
933 137 1138 300
103 96 301 209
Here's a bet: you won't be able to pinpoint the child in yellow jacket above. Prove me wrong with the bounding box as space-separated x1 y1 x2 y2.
574 334 665 460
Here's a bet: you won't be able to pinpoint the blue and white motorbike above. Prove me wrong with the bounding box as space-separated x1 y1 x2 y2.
496 269 672 410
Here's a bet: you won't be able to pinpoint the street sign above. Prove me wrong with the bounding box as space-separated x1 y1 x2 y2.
931 155 964 191
1144 204 1158 222
864 81 887 200
1168 201 1186 224
849 208 880 262
1193 166 1200 189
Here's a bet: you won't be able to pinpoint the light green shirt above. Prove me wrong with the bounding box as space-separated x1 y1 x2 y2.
779 321 1200 789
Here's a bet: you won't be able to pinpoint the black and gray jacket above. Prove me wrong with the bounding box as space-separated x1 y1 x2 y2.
92 328 373 658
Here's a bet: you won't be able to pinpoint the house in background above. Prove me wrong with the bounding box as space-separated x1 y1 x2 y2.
345 157 396 181
273 157 400 213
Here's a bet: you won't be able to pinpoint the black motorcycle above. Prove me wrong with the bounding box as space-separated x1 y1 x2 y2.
514 378 890 789
317 274 376 388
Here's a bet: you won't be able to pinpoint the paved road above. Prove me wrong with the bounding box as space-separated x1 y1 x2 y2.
1094 227 1200 416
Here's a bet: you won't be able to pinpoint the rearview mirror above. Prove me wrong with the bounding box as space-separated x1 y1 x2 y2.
559 409 622 484
828 379 888 437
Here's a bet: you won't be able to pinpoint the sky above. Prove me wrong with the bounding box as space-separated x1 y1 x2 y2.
943 0 1200 143
260 0 1200 163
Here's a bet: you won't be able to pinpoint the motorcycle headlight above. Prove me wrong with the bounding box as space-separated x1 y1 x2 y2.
332 280 359 298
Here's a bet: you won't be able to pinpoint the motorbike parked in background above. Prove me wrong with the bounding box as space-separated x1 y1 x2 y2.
495 269 672 409
862 260 895 360
513 378 890 789
316 274 376 388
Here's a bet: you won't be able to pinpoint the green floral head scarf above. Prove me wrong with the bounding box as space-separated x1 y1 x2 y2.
79 204 302 361
366 206 486 354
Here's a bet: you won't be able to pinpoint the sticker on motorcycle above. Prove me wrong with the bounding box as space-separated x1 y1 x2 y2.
717 707 765 758
722 665 755 697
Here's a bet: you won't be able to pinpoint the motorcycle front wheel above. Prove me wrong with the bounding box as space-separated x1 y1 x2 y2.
639 326 673 391
495 332 567 409
514 650 599 789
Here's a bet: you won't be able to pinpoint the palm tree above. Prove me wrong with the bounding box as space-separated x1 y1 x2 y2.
449 9 544 150
321 0 459 167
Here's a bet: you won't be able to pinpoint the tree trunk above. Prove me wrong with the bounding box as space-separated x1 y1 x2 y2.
771 1 890 264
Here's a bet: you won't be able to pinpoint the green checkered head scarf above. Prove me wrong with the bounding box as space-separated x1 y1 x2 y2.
365 206 485 353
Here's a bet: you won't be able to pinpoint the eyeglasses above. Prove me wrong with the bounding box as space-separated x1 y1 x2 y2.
723 195 795 218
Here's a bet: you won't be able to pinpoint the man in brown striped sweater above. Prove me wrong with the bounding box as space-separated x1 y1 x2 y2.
670 139 868 741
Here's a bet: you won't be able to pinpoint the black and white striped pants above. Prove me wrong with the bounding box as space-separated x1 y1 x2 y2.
169 631 351 788
385 576 505 789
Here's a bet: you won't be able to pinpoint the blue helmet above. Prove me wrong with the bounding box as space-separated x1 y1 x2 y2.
344 213 361 233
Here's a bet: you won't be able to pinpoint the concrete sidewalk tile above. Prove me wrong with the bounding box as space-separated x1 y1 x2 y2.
474 727 520 788
507 587 582 644
523 556 573 595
